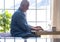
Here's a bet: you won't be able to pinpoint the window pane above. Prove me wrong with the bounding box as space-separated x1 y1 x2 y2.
27 22 36 26
15 38 24 42
37 22 47 30
47 38 51 42
26 10 36 21
0 0 4 9
6 37 14 42
37 10 47 21
47 7 50 22
37 0 50 9
0 10 3 13
15 0 36 9
28 0 36 9
37 38 46 42
0 10 14 18
0 10 14 14
0 38 4 42
37 22 52 31
27 22 51 31
7 10 14 15
15 0 22 9
6 39 14 42
5 0 14 9
27 38 36 42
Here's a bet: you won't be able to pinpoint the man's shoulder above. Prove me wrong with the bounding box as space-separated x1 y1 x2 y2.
14 10 22 14
13 10 22 16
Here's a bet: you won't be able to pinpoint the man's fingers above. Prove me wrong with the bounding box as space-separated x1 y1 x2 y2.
34 26 42 28
34 26 44 30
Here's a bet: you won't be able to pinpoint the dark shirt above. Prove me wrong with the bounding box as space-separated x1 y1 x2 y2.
10 9 37 38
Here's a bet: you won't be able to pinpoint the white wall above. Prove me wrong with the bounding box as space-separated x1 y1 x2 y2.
52 0 60 38
52 0 60 31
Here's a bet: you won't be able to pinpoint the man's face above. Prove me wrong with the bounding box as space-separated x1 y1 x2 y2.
23 4 29 12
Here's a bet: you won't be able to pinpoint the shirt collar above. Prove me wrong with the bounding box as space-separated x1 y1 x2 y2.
18 8 26 17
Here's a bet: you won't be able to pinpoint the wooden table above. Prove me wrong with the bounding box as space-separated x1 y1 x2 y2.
35 31 60 35
32 30 60 36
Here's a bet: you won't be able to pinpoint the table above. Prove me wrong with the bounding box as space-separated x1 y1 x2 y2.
32 30 60 35
35 31 60 35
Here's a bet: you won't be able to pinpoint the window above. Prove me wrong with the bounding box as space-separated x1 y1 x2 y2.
27 0 51 31
0 0 51 32
0 0 52 42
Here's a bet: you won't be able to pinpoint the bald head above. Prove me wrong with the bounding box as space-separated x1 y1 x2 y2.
20 0 29 12
20 0 29 7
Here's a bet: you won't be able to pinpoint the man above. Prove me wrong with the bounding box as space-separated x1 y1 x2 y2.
10 0 43 38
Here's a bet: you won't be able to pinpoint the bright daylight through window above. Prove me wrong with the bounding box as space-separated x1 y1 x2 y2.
0 0 52 42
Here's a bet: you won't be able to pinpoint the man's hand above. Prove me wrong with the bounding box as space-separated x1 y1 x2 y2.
31 26 43 31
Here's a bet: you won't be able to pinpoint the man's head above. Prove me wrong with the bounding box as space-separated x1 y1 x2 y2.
20 0 29 12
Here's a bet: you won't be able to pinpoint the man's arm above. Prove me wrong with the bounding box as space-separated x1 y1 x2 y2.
15 12 31 32
29 25 43 31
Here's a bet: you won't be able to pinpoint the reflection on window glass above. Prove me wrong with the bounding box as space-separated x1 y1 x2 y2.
0 0 4 9
5 0 14 9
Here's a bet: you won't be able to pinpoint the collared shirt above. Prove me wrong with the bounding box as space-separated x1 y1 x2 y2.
10 9 36 38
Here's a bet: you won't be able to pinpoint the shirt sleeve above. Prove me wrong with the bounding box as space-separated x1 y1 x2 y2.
14 12 31 32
